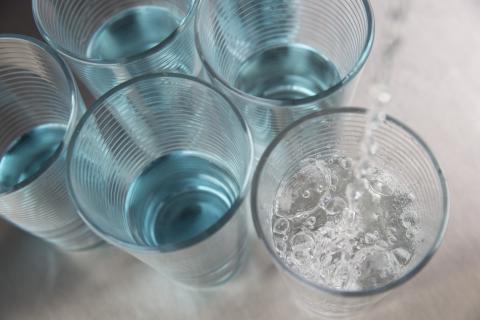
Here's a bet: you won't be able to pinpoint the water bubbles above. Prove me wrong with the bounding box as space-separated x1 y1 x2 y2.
291 231 315 249
400 209 417 229
320 192 332 208
393 193 414 211
290 232 315 266
392 247 412 265
368 175 394 197
330 174 339 186
292 249 311 266
339 157 353 170
274 239 287 256
281 160 332 215
325 197 347 216
303 208 327 230
273 217 290 235
305 216 317 227
272 154 418 290
302 190 311 199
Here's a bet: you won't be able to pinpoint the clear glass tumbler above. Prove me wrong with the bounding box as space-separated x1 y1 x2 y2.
0 34 102 250
32 0 201 97
67 73 253 288
196 0 374 158
251 108 448 318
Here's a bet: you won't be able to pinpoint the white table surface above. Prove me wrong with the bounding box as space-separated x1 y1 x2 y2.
1 0 478 319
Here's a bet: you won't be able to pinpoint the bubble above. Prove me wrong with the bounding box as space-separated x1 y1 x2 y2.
392 247 412 265
273 217 290 235
320 192 332 208
291 231 315 250
325 197 347 216
284 161 332 215
290 232 315 266
306 216 317 226
292 248 312 266
305 208 328 230
330 174 339 186
330 185 337 192
368 177 394 197
339 157 353 170
274 239 287 254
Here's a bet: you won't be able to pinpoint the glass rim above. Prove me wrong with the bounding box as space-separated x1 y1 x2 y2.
194 0 375 108
66 72 255 253
32 0 198 66
0 33 79 197
250 107 449 297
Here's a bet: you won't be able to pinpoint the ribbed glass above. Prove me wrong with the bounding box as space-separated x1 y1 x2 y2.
196 0 374 159
67 73 253 287
32 0 201 97
251 108 448 318
0 35 102 250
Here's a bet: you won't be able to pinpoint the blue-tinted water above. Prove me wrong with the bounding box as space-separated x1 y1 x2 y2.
0 124 65 193
125 151 240 248
86 6 181 60
235 45 342 101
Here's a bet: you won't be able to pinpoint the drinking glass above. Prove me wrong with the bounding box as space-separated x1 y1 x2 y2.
251 108 448 318
67 73 253 288
32 0 201 97
0 34 102 250
196 0 374 158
